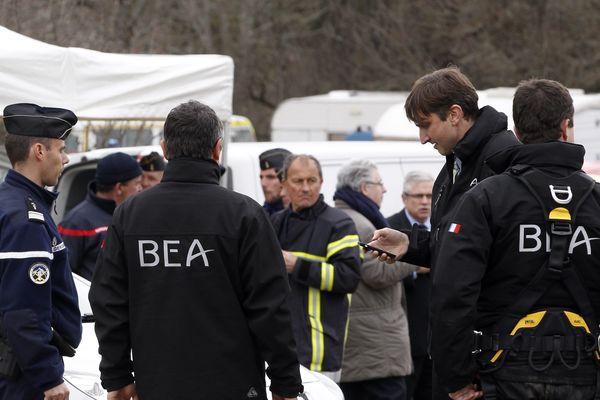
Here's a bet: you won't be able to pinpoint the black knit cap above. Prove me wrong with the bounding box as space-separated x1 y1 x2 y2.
95 152 143 185
259 148 291 172
139 151 166 172
3 103 77 140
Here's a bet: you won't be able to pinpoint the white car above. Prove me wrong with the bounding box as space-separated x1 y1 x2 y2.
63 274 344 400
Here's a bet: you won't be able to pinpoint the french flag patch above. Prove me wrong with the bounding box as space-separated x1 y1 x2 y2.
448 223 461 234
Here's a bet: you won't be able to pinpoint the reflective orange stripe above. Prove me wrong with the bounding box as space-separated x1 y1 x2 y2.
58 225 108 237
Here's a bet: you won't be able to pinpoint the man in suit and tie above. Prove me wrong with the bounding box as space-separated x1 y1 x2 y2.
388 171 434 400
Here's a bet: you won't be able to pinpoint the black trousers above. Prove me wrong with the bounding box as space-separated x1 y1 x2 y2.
480 375 597 400
0 376 42 400
407 355 433 400
340 376 407 400
431 365 452 400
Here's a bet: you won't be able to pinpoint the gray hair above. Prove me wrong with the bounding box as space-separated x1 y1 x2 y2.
282 154 323 180
336 159 378 191
403 170 434 194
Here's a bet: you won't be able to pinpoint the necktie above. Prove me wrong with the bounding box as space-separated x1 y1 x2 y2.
453 157 462 183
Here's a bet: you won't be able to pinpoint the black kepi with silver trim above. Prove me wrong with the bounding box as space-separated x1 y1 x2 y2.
3 103 77 140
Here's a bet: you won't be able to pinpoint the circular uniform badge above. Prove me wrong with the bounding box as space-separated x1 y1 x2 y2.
29 263 50 285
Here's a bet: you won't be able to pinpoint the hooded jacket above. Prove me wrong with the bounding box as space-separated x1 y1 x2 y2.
430 142 600 391
404 106 521 268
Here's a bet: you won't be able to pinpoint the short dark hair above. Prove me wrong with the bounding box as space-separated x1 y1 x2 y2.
163 100 222 160
513 79 574 144
4 133 51 166
282 154 323 181
405 66 479 126
95 181 117 193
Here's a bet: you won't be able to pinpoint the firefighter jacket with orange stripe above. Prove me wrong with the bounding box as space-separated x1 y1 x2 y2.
271 195 361 372
0 170 82 398
430 142 600 392
58 182 115 280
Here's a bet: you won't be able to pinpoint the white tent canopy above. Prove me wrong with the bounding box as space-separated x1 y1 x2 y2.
0 26 234 121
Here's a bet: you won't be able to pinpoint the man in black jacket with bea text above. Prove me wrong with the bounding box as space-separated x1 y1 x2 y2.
90 101 303 400
371 79 600 399
430 79 600 399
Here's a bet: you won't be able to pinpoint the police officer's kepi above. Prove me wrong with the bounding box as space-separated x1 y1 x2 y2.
2 103 78 140
139 151 166 172
259 148 291 172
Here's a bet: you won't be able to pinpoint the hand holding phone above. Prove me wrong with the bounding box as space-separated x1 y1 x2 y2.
358 241 398 259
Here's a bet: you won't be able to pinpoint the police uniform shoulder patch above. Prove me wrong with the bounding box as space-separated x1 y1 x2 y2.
25 197 45 223
29 263 50 284
51 236 65 253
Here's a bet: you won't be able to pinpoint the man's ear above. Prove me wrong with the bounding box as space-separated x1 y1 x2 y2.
514 127 524 142
359 182 369 196
31 142 45 161
212 137 223 162
114 182 123 196
447 104 464 125
559 119 569 142
160 139 169 160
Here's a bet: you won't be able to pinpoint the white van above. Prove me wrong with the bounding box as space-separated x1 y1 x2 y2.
53 141 443 222
270 91 409 141
224 141 443 217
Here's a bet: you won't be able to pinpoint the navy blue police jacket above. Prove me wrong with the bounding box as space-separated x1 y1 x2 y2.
0 170 82 394
430 142 600 392
59 182 115 280
89 158 303 400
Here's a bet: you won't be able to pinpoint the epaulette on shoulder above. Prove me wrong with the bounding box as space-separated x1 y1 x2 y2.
25 196 45 223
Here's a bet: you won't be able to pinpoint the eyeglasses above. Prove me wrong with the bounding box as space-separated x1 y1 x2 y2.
404 193 432 199
365 180 384 187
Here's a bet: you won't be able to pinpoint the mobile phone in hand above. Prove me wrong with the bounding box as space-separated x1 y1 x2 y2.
357 242 398 259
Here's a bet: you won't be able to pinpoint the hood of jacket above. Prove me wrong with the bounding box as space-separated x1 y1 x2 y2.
486 141 585 175
454 105 509 162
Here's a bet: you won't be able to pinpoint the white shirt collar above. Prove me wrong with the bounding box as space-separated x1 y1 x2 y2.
404 209 431 231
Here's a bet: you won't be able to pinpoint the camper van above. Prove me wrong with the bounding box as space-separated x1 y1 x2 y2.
270 91 409 141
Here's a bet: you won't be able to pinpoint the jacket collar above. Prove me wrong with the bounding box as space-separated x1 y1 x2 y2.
88 181 116 214
453 106 508 162
162 157 221 184
5 169 58 206
486 141 585 174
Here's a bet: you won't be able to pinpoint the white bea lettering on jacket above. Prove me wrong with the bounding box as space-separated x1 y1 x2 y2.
519 225 600 255
137 239 214 267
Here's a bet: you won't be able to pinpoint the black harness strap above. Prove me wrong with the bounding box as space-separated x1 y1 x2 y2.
505 166 598 329
480 165 599 373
